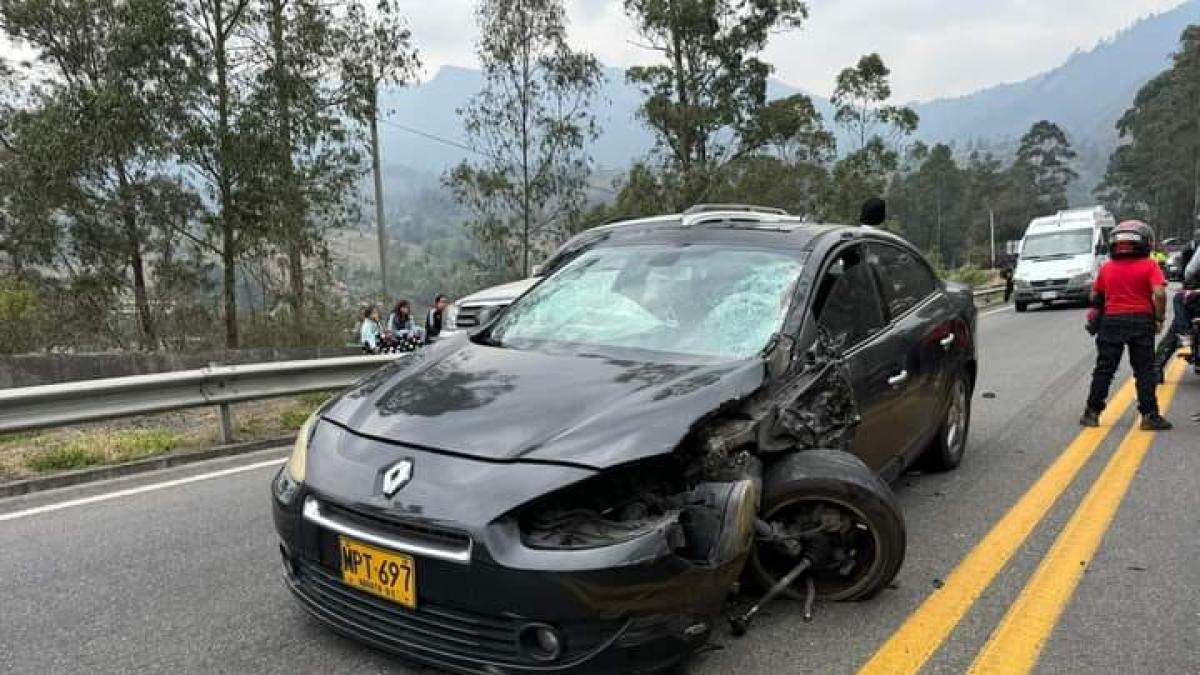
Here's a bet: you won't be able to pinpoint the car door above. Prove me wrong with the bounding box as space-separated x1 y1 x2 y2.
867 242 958 462
810 243 914 473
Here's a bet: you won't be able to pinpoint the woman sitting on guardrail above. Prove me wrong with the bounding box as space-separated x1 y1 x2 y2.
385 300 425 351
360 305 383 354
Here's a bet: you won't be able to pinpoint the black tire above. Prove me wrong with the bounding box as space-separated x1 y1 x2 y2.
922 371 972 471
1015 301 1027 313
749 450 906 602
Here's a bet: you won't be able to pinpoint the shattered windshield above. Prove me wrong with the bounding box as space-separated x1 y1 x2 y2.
487 244 805 360
1021 230 1093 259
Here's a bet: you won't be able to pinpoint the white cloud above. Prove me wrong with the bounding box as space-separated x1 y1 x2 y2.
401 0 1190 101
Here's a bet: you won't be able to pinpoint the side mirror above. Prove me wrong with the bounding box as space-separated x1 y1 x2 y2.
531 264 544 276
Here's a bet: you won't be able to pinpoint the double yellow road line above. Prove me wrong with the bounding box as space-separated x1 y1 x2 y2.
859 358 1187 675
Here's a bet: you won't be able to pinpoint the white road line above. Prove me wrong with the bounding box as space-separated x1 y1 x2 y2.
0 457 285 523
980 305 1014 318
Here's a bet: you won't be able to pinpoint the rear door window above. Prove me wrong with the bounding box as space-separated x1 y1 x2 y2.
869 244 939 317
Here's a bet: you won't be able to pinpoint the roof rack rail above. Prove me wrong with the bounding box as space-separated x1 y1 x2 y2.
683 203 789 216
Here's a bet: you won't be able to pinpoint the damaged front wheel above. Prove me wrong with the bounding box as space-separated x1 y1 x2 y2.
749 450 906 603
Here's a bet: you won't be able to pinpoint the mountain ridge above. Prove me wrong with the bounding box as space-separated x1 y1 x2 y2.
378 1 1200 192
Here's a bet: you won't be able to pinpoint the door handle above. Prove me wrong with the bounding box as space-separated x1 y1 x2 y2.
888 370 910 387
940 333 956 350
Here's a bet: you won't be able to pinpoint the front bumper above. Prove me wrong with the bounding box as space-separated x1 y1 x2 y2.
1015 285 1090 304
274 490 734 674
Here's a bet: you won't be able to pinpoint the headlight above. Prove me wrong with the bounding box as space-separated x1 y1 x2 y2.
1070 272 1095 286
1015 278 1031 289
274 412 318 505
515 457 757 565
518 458 688 550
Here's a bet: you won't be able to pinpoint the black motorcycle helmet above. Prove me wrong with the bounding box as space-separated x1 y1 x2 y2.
1110 220 1155 259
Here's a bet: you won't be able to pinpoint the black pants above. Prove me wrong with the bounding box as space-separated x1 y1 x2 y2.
1087 314 1159 416
1154 291 1200 373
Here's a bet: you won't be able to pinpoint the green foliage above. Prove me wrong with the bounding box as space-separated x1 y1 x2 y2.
24 429 184 473
623 0 808 207
1098 26 1200 240
0 0 403 353
26 445 103 472
1014 120 1078 215
0 280 43 354
832 53 919 153
826 54 918 223
446 0 602 280
940 264 995 288
888 144 966 264
1 0 196 350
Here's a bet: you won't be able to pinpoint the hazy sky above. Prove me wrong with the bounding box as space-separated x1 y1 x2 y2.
400 0 1189 102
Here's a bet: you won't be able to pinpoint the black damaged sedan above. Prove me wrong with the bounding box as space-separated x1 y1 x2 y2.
272 209 978 674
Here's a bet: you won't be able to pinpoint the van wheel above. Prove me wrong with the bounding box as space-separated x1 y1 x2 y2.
750 450 906 602
1015 301 1027 312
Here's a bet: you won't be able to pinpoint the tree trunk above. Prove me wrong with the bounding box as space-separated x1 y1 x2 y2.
668 0 692 174
369 83 388 298
519 4 532 278
215 0 239 349
269 0 305 329
114 161 156 350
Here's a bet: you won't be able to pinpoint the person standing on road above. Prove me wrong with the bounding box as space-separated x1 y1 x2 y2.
1000 264 1015 303
1081 220 1172 431
426 294 449 340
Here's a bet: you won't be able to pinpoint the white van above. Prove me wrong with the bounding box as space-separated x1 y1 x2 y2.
1012 206 1116 312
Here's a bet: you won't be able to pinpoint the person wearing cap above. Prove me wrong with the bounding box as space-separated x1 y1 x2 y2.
1081 219 1172 431
859 198 886 228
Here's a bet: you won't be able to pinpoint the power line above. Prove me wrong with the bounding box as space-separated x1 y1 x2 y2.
375 116 618 195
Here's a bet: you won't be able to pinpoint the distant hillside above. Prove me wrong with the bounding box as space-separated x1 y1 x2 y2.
909 1 1197 148
377 1 1199 198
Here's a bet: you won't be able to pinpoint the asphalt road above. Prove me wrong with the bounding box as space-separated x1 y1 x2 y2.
2 303 1197 675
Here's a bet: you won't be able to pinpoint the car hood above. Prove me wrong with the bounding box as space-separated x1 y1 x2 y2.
455 277 541 306
323 335 766 469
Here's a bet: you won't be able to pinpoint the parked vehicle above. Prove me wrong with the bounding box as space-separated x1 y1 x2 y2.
1012 206 1116 312
272 207 978 674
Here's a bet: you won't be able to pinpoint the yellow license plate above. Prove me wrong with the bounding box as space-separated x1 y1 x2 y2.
339 536 417 609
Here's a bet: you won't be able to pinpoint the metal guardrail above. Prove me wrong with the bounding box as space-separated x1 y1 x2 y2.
0 354 404 441
973 284 1008 307
2 286 1009 442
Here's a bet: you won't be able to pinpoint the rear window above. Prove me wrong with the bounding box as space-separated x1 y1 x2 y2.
869 244 939 317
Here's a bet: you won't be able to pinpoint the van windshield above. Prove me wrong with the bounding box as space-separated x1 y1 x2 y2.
1021 230 1093 260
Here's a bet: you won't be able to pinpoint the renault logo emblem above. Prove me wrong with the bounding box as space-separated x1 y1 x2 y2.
382 459 413 497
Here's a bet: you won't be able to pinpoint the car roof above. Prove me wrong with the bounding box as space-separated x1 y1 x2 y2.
590 209 917 254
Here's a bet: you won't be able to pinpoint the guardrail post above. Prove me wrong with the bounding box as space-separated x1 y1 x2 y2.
218 403 235 445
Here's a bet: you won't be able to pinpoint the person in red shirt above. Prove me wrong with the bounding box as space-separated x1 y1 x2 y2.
1082 220 1172 430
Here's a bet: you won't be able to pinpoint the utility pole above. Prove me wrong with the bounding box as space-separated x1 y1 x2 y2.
369 82 388 299
989 207 997 268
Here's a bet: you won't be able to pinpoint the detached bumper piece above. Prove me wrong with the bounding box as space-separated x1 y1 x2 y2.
287 558 683 674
